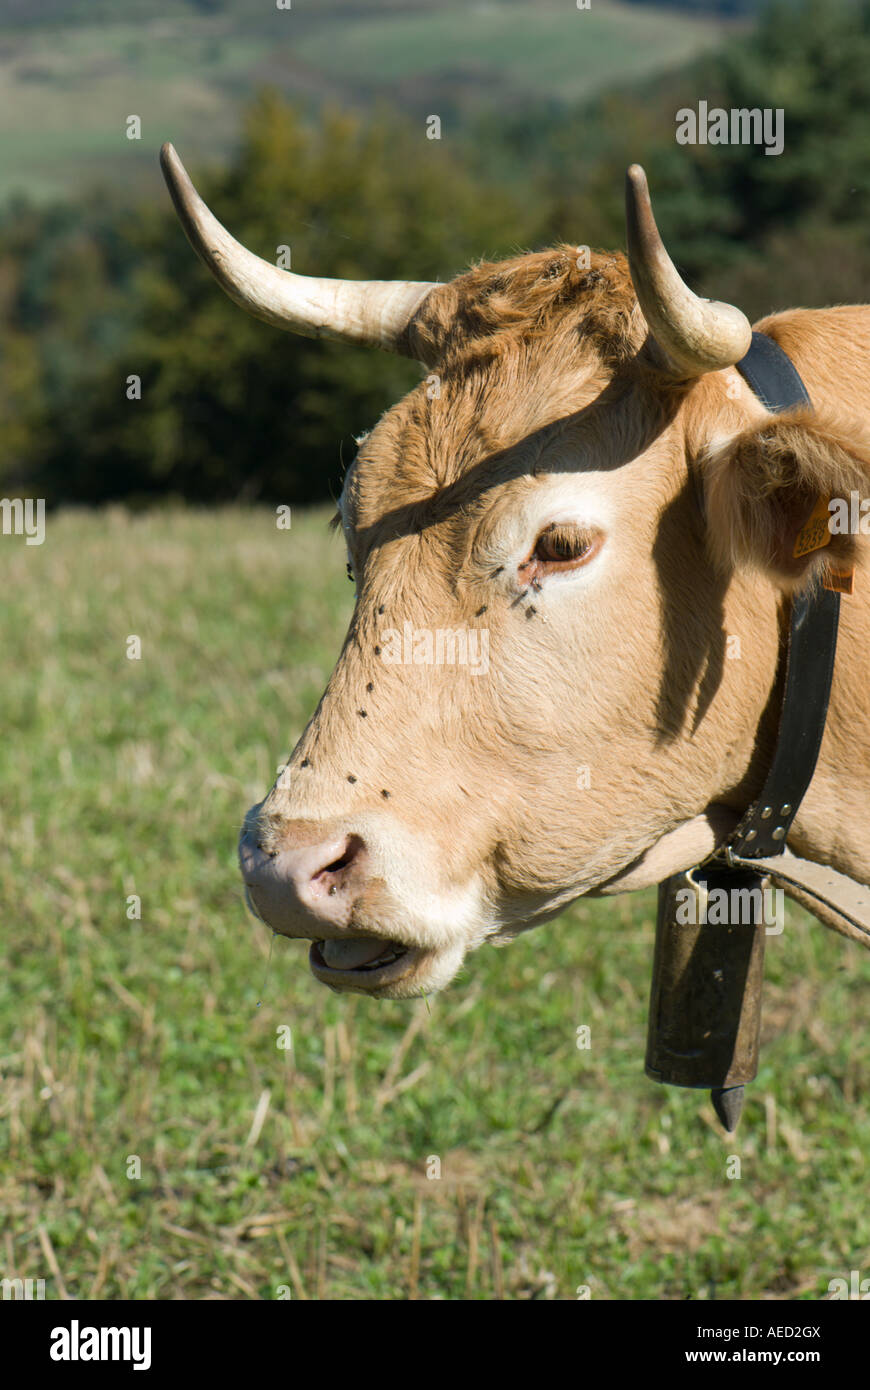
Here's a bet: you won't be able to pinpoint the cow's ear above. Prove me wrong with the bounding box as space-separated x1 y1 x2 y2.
703 407 870 591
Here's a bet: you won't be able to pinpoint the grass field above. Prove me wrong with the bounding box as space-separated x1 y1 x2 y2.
1 506 869 1300
0 0 730 203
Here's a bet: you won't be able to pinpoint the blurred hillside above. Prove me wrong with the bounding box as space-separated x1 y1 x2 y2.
1 0 867 507
0 0 735 204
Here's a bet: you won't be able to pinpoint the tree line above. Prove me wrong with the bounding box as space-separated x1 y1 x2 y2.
2 0 869 506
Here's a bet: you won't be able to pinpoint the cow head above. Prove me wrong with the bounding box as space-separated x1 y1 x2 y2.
162 148 870 998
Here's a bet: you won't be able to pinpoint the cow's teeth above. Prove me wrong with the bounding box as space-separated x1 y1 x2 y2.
363 950 399 969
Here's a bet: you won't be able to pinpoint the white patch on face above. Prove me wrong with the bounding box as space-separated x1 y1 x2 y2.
333 819 494 994
354 809 492 951
410 939 472 994
487 472 616 598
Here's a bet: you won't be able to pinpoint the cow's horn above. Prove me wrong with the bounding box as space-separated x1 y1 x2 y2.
625 164 752 378
160 143 436 355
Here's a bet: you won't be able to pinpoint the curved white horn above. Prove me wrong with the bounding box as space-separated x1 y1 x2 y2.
160 143 436 355
625 164 752 378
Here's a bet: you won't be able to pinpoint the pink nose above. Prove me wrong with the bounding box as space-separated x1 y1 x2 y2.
239 827 367 936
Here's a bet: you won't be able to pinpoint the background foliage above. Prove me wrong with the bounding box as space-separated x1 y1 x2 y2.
5 0 868 504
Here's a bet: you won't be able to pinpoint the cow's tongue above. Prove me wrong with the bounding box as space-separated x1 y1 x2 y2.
321 938 389 970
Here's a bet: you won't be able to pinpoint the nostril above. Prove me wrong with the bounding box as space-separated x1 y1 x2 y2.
240 825 369 933
314 834 365 882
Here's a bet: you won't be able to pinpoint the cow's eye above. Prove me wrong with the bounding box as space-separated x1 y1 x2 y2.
533 523 593 564
518 523 602 585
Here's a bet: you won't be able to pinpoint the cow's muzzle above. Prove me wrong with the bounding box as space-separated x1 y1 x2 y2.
239 826 369 935
238 825 424 993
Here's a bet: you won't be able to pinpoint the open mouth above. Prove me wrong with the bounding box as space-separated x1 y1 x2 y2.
309 937 415 986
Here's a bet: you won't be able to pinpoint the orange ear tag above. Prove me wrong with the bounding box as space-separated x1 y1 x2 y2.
823 567 855 595
793 494 832 559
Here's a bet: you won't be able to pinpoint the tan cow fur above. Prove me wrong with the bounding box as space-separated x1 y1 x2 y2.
249 248 870 996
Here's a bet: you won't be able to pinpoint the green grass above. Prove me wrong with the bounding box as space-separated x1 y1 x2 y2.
1 506 869 1300
0 1 730 203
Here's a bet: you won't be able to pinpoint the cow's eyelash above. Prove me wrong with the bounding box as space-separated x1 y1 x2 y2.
533 522 594 563
516 523 602 583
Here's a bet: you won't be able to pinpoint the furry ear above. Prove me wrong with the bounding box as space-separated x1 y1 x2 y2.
702 406 870 591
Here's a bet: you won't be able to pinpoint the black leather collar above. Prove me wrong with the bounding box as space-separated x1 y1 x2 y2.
733 329 812 414
717 332 841 862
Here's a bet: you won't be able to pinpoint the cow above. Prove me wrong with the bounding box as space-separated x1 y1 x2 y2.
162 144 870 1000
